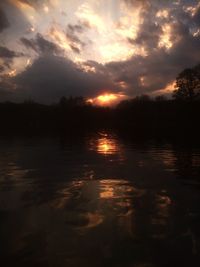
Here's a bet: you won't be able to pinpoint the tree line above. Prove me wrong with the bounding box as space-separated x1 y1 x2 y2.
0 63 200 135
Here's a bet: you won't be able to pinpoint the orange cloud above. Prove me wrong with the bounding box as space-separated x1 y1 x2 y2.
159 24 173 49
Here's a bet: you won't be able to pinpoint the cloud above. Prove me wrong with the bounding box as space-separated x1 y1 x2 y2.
20 37 38 52
105 0 200 96
0 46 16 70
69 45 81 54
0 46 20 58
16 0 49 9
66 31 85 54
128 20 162 51
20 33 63 55
65 22 89 54
1 0 200 101
67 21 90 34
5 55 117 103
193 5 200 26
0 66 5 72
0 7 9 32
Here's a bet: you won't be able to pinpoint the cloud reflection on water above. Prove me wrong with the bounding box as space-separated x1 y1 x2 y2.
0 134 199 266
51 179 140 230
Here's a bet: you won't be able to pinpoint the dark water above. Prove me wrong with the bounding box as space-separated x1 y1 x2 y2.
0 132 200 267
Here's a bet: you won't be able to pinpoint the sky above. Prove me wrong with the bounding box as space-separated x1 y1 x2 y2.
0 0 200 104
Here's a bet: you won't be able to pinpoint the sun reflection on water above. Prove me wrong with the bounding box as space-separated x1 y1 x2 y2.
97 137 118 155
89 132 124 158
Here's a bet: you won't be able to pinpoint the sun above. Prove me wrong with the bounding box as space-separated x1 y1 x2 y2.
87 93 126 106
97 94 117 103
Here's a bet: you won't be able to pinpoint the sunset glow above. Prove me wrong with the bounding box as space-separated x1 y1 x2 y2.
87 93 126 106
98 94 117 103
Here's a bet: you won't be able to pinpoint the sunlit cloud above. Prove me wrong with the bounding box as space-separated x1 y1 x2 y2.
11 0 38 22
98 42 133 63
30 26 35 32
139 76 147 87
159 24 173 50
77 61 96 73
48 26 71 53
76 3 104 31
43 5 49 14
193 29 200 37
26 58 32 67
8 68 17 77
152 81 176 97
116 1 142 40
74 0 143 63
156 9 169 19
183 2 200 17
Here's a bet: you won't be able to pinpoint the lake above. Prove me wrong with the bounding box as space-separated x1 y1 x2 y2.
0 131 200 267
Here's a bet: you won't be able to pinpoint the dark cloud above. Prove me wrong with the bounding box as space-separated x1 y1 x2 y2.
0 46 23 58
65 21 91 54
66 31 85 47
0 8 9 32
0 46 24 73
68 24 85 34
0 65 5 73
67 20 91 34
194 6 200 26
124 0 198 9
20 33 63 55
129 22 162 51
66 25 87 54
20 37 38 52
69 44 81 54
83 60 107 75
6 55 117 103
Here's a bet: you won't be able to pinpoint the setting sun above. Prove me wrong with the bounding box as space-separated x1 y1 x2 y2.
97 94 117 103
87 93 126 106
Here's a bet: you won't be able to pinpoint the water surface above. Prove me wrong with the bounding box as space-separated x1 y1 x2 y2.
0 132 200 267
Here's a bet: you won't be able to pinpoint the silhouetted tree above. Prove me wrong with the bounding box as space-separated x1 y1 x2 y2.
155 95 166 102
59 96 86 108
134 94 151 102
173 64 200 101
59 96 68 107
